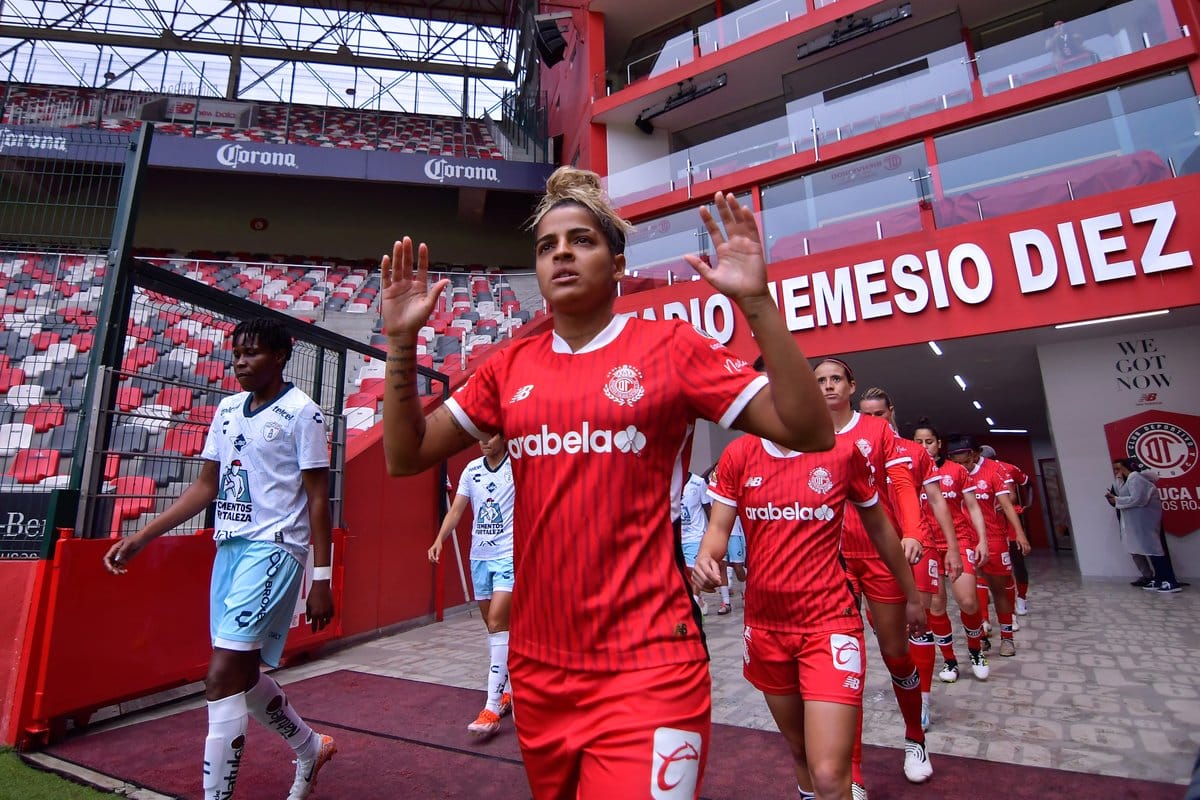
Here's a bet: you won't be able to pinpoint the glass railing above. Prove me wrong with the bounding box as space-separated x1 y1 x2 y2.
620 194 754 289
787 43 972 149
931 73 1197 227
697 0 807 57
759 143 929 260
626 30 697 85
976 0 1183 97
606 43 973 205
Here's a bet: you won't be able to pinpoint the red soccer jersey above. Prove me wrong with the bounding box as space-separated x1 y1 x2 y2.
836 412 911 558
966 457 1012 544
921 460 980 551
894 437 943 550
709 435 874 634
446 316 766 671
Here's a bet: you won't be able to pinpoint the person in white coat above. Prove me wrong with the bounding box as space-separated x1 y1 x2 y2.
1107 458 1180 593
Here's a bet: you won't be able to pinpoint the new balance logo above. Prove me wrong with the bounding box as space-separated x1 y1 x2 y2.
509 384 534 403
842 675 861 690
507 423 646 459
744 476 763 487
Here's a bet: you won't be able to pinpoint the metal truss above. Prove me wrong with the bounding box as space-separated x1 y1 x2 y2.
0 0 525 115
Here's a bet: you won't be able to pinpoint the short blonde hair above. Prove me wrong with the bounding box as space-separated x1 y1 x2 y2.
528 166 634 255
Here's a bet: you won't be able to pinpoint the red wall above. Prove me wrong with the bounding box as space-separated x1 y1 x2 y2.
0 562 40 744
978 436 1048 549
541 7 604 169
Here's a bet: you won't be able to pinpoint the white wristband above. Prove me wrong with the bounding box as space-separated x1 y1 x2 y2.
312 566 333 581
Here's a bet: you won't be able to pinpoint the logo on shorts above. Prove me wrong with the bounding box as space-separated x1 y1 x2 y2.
830 633 863 674
808 466 833 495
927 559 939 578
1126 422 1198 479
651 727 702 800
604 364 645 407
842 675 861 691
1001 551 1012 566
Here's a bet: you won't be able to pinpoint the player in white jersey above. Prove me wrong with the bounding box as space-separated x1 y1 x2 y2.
680 471 712 615
429 433 516 738
103 318 336 800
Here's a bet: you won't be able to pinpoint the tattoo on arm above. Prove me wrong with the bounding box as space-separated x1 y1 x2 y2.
387 349 418 400
430 405 482 449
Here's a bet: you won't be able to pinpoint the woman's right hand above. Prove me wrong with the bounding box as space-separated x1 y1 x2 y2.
428 539 443 564
103 533 147 575
380 237 450 338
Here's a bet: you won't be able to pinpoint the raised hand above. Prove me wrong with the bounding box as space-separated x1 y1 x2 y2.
683 192 768 302
380 237 450 338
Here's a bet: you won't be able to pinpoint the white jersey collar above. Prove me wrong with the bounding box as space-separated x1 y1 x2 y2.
760 439 802 459
550 314 629 355
835 410 862 435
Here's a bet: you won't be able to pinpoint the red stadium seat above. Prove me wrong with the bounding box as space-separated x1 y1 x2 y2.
164 423 207 456
194 360 226 383
31 331 60 352
111 476 158 528
24 403 65 433
189 405 216 425
8 448 60 484
157 386 194 413
116 386 143 411
0 368 25 392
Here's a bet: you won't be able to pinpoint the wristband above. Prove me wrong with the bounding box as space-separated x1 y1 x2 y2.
312 566 333 581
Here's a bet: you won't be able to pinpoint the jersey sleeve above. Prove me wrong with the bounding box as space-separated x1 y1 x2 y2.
444 350 505 440
881 425 911 469
669 323 766 429
848 447 879 508
707 443 743 508
914 449 940 486
200 402 224 462
455 461 475 498
887 459 923 538
296 402 331 470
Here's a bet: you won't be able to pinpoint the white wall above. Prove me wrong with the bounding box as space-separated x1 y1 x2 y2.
1038 324 1200 579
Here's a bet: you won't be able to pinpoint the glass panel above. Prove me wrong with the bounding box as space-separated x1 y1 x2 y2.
760 143 929 260
976 0 1183 97
627 30 697 84
931 73 1197 227
685 117 793 183
697 0 808 57
624 193 753 288
605 154 677 206
786 44 972 149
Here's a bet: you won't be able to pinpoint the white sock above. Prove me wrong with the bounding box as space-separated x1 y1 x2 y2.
719 585 730 604
797 787 815 799
485 630 510 714
203 693 248 800
245 673 316 758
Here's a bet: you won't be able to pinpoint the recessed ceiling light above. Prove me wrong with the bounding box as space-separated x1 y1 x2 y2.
973 401 982 410
928 341 943 356
954 375 967 391
986 417 995 426
990 428 1028 434
1054 310 1169 329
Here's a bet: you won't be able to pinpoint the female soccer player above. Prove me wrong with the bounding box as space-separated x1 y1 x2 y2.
694 426 921 800
428 433 515 739
814 360 931 793
945 436 1028 658
103 318 337 800
911 421 991 682
858 388 961 730
379 166 834 799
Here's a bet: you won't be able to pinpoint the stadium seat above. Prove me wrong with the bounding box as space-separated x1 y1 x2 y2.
0 423 34 456
157 386 194 413
0 367 26 392
6 384 44 408
8 448 60 484
110 424 150 454
164 423 207 457
24 403 65 433
116 386 144 411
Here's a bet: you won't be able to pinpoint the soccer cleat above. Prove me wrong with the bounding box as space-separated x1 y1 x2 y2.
902 738 933 783
1158 581 1183 593
498 692 513 718
468 709 501 738
938 661 959 683
716 603 731 616
1015 597 1029 615
999 639 1016 657
851 781 869 800
288 733 336 800
969 650 990 680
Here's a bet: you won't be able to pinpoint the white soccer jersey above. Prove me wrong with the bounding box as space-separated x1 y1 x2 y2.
456 454 516 561
201 383 330 565
680 472 709 544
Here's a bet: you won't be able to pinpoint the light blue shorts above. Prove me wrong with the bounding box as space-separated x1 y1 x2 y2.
470 556 514 600
211 539 304 668
682 540 702 568
725 535 746 565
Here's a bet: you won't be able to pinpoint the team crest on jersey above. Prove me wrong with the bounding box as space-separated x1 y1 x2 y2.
262 422 282 442
855 438 872 459
942 475 953 486
604 364 645 407
233 433 248 451
808 467 833 495
509 384 534 404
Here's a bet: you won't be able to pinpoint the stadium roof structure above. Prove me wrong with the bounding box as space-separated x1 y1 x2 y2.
0 0 539 116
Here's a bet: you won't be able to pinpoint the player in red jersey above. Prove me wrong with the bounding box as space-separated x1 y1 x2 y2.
911 421 991 683
858 388 962 730
814 359 931 794
379 166 834 799
980 446 1034 618
945 436 1027 659
693 427 919 800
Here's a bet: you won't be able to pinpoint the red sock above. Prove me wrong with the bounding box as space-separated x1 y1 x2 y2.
999 610 1015 640
852 712 864 784
883 653 924 742
928 612 956 662
910 632 936 692
961 608 983 651
977 585 990 624
1017 581 1029 600
1005 578 1017 615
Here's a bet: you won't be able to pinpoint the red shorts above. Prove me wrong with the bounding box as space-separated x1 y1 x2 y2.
978 537 1013 577
843 555 907 604
913 551 941 594
743 625 866 706
957 545 978 578
508 652 711 800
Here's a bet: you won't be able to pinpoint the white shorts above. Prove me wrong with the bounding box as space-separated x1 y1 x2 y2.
470 556 514 599
211 539 304 668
